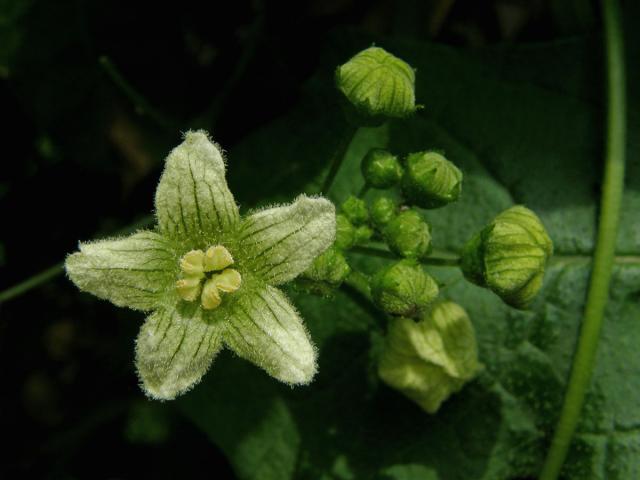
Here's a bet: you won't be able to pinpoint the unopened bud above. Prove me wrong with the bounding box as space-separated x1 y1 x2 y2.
341 195 369 225
384 210 431 258
402 151 462 209
361 148 403 189
371 260 438 316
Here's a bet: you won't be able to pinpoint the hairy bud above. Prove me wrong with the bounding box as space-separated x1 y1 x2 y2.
384 210 431 259
461 205 553 309
371 260 438 316
369 196 397 228
361 148 403 189
402 151 462 209
341 195 369 225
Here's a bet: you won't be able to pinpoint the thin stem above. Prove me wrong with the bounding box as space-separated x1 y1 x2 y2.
99 56 177 132
0 215 155 304
539 1 626 479
320 125 358 195
350 245 460 267
344 270 372 301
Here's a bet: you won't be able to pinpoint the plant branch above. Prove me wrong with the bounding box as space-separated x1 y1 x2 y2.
351 245 460 267
99 56 178 132
539 1 626 478
321 125 358 195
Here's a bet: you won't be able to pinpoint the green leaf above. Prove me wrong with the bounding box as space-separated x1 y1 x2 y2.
178 33 640 479
65 231 177 311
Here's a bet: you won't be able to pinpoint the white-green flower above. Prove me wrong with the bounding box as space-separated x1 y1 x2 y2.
65 131 336 400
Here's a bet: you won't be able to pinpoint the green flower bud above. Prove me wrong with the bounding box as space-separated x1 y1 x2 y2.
298 247 351 296
335 46 417 126
354 225 374 244
341 195 369 225
371 260 438 316
369 196 397 228
335 214 356 250
378 301 482 413
361 148 403 189
402 151 462 209
461 205 553 309
384 210 431 258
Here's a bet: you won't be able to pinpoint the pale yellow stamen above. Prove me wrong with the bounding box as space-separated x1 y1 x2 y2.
180 250 206 276
212 268 242 293
177 245 241 310
201 279 222 310
176 276 202 302
204 245 234 272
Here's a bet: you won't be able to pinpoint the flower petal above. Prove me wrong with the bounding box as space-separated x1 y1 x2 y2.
135 303 224 400
155 130 239 241
65 231 176 311
238 195 336 285
223 286 317 384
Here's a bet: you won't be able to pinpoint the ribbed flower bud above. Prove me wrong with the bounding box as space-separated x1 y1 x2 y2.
369 196 397 228
384 210 431 258
335 214 356 250
378 301 482 413
461 206 553 309
361 148 403 189
354 225 374 244
298 247 351 296
371 260 438 316
341 195 369 225
335 46 417 126
402 151 462 209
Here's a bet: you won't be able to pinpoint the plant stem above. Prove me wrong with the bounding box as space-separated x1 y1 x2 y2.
539 1 626 479
351 245 460 267
0 215 155 304
99 56 177 132
321 125 358 195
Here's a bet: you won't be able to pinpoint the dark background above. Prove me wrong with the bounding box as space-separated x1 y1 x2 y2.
0 1 603 478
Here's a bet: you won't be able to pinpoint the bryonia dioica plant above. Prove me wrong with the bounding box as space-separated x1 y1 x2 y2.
66 46 553 412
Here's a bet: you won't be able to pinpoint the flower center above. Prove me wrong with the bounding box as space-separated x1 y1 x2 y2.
175 245 242 310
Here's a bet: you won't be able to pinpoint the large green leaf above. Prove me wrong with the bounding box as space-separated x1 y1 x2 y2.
178 32 640 480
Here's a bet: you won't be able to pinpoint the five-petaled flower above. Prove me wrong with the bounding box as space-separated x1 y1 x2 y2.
65 131 336 400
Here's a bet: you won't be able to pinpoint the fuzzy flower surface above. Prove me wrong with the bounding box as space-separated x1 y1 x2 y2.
65 131 336 400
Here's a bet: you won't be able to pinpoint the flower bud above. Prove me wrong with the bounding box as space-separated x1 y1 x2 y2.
371 260 438 316
369 196 397 228
361 148 403 189
384 210 431 258
461 206 553 309
335 214 356 250
354 225 374 244
298 247 351 296
335 46 417 126
378 301 482 413
402 151 462 209
341 195 369 225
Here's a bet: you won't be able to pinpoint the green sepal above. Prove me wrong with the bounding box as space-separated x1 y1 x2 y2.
341 195 369 225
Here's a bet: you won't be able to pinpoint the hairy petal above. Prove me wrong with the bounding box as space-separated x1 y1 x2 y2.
224 286 317 384
155 130 239 242
136 304 224 400
65 231 176 311
238 195 336 285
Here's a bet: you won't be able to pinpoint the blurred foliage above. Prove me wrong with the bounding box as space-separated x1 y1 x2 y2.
1 0 638 479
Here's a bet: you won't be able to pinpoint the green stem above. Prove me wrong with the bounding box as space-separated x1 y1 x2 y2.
0 215 155 304
351 245 460 267
344 270 373 301
99 56 177 132
539 1 626 479
321 125 358 195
